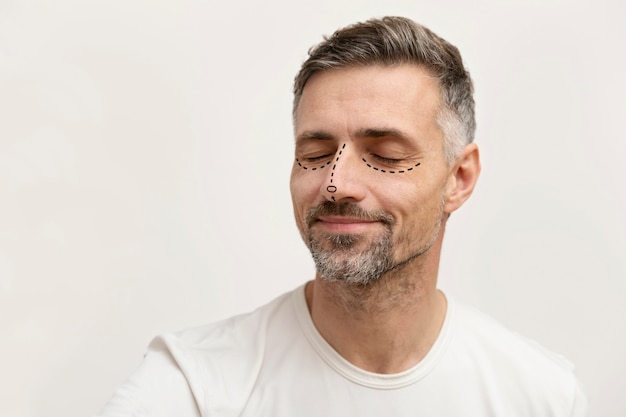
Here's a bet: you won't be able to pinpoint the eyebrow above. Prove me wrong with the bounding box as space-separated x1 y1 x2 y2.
355 127 412 142
296 130 335 143
297 127 412 143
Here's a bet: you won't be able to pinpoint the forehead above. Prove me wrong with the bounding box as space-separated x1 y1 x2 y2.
295 64 443 141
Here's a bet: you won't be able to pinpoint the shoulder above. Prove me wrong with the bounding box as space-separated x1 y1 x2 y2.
99 339 202 417
165 285 296 345
153 286 301 415
448 299 589 416
453 301 574 372
100 288 301 417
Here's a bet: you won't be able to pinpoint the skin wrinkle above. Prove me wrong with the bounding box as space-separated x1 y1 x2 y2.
316 254 429 316
295 127 425 172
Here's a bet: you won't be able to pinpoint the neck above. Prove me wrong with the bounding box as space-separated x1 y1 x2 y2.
305 226 447 374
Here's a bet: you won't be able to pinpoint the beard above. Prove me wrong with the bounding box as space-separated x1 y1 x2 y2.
308 228 394 285
305 202 395 285
305 201 444 285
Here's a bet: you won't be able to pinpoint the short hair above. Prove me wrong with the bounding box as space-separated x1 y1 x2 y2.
293 16 475 163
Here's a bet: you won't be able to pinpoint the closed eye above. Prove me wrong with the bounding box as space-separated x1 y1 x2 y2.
304 154 333 163
371 154 403 165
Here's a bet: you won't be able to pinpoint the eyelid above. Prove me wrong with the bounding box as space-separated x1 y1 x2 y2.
295 139 337 163
372 154 402 164
368 152 408 167
304 154 333 162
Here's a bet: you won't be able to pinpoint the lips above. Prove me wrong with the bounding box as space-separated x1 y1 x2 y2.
315 215 381 233
317 215 377 224
305 201 394 228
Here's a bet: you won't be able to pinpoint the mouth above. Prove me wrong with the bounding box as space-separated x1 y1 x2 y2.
315 215 381 234
306 201 394 230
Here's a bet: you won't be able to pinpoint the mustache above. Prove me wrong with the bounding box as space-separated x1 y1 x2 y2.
305 201 394 227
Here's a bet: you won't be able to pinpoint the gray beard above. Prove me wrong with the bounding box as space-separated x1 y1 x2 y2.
308 228 394 285
305 201 444 286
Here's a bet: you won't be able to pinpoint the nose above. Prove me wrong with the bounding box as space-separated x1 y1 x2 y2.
321 143 366 202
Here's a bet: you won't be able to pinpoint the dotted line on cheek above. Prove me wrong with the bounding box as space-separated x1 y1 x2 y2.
361 158 421 174
295 160 331 170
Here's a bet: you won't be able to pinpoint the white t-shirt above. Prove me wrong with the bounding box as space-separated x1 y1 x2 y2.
100 284 589 417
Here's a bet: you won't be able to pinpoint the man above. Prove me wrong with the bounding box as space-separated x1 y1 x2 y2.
100 16 588 416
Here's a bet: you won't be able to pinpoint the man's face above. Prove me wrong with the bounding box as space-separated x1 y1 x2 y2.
290 64 454 283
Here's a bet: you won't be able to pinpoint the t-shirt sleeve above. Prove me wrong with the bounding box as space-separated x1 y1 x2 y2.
570 376 590 417
98 340 201 417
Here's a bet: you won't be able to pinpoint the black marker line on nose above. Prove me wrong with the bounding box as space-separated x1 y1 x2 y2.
326 143 346 198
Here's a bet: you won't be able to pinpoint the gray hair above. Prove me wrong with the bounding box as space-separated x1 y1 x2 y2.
293 16 475 163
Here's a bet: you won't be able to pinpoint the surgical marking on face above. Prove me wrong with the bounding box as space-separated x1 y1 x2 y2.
325 144 346 197
295 143 347 200
297 144 419 200
361 158 421 173
296 159 331 171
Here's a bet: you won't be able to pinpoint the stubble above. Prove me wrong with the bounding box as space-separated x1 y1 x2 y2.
305 200 444 286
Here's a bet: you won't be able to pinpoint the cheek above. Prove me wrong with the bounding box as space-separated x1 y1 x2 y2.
383 180 442 220
375 176 419 203
290 172 324 241
290 170 320 218
291 166 324 197
289 181 306 238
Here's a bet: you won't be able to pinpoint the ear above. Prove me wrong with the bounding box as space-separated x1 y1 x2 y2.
444 143 481 214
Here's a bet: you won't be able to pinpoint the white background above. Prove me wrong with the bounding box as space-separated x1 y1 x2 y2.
1 0 624 416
